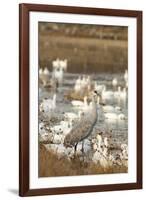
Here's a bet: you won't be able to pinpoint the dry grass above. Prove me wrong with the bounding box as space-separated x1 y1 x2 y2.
64 90 90 101
39 34 128 73
39 144 128 177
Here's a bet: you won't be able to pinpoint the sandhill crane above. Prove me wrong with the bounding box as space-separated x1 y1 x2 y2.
64 91 98 154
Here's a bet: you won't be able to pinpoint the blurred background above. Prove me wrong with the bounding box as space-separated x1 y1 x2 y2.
39 22 128 73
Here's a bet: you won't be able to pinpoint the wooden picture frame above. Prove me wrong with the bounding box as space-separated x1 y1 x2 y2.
19 3 142 197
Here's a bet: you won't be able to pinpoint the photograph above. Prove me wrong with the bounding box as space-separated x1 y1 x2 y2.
38 22 128 177
19 4 142 196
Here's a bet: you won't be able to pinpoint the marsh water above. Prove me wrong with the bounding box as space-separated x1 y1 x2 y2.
39 72 128 149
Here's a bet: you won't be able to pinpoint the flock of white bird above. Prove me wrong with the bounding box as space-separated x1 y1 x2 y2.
72 70 128 122
39 58 67 87
39 59 128 169
74 75 91 93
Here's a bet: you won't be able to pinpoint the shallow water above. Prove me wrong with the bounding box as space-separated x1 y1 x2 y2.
39 72 128 147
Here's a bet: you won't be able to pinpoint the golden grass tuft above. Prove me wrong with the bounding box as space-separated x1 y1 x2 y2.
39 144 128 177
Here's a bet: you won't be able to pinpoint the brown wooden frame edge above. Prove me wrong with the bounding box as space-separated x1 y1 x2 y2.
19 3 143 197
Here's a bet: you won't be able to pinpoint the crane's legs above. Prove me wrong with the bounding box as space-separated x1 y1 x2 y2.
81 140 84 153
74 142 78 155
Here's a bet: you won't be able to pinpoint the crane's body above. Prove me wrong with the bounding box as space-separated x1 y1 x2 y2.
64 92 98 153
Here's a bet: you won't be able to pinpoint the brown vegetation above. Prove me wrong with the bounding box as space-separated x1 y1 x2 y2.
39 144 128 177
39 23 128 40
39 23 128 73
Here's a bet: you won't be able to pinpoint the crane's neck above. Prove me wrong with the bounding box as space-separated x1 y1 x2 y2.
90 96 98 122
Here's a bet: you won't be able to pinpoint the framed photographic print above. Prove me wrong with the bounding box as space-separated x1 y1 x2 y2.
19 3 143 196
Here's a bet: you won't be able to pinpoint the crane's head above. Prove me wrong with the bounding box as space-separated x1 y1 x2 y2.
95 90 102 102
89 90 100 103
